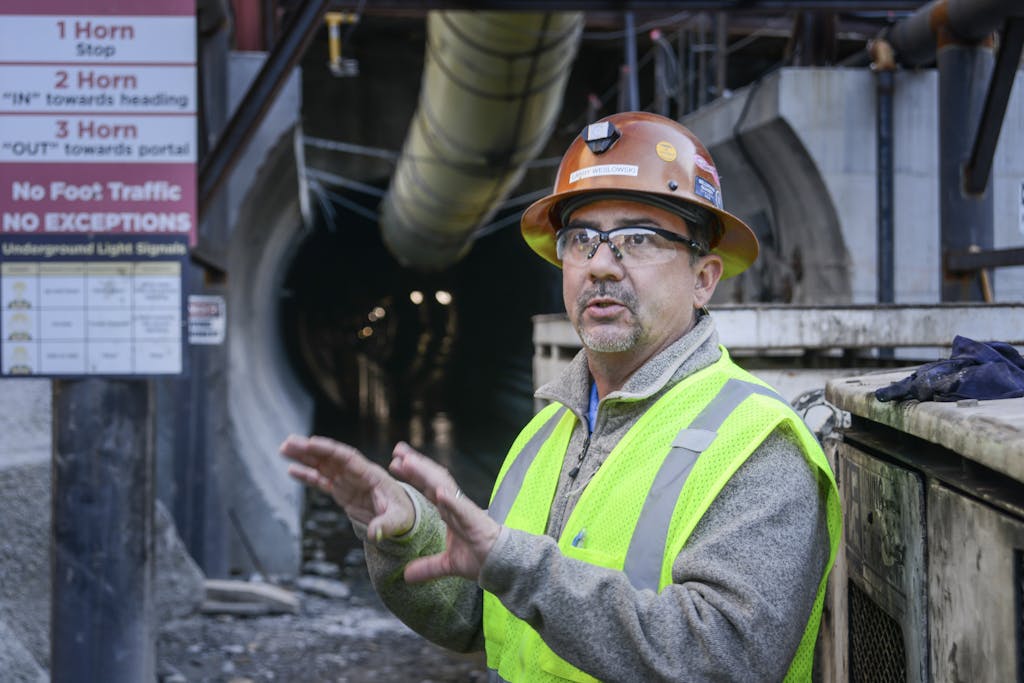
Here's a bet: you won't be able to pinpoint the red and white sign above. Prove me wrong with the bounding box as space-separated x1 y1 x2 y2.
0 1 195 376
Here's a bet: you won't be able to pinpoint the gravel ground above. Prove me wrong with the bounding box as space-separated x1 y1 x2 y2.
158 493 487 683
158 592 486 683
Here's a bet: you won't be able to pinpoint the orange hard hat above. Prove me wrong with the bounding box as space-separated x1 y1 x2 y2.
521 111 758 279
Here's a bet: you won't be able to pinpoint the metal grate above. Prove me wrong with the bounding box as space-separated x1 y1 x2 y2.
848 581 907 683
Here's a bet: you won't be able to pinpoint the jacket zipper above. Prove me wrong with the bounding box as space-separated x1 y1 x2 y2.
568 432 591 480
553 429 591 536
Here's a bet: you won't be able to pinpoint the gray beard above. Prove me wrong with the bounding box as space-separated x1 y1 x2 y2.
574 282 642 352
579 323 642 352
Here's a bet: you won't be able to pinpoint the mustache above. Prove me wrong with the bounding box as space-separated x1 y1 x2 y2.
576 282 638 314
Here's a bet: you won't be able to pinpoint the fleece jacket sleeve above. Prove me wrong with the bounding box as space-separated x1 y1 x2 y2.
357 483 486 653
478 428 831 682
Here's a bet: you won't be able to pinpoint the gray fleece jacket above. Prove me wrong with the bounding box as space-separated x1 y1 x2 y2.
361 315 831 682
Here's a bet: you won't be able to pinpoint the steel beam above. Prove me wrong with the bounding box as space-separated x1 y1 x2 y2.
344 1 925 11
946 246 1024 272
964 18 1024 195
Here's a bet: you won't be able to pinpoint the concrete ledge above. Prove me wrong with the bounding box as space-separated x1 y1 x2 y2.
826 370 1024 484
534 304 1024 353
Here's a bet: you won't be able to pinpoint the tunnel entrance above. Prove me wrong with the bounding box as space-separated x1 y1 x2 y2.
279 183 563 565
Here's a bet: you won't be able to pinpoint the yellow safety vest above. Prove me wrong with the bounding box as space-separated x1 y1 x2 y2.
483 350 841 682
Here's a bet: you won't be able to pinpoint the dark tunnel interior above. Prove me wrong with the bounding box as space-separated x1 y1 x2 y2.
279 184 564 499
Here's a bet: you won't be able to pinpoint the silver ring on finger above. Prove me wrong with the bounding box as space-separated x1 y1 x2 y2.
454 488 464 500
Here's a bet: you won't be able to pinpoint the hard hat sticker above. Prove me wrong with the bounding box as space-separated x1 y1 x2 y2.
693 154 720 184
569 164 639 184
694 176 723 209
655 141 677 161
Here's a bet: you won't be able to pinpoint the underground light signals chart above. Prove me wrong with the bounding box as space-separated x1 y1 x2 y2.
0 3 197 377
2 247 183 375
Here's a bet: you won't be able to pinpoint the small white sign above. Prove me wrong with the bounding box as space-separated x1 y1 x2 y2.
188 294 225 345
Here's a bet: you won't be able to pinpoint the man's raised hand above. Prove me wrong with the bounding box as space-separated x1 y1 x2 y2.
280 435 416 542
389 441 501 584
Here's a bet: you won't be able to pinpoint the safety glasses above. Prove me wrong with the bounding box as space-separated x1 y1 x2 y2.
555 226 706 266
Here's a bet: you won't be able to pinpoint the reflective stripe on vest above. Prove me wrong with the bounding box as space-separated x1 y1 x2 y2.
622 378 785 591
488 406 567 525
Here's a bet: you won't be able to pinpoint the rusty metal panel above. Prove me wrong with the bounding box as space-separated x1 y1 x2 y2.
928 482 1024 681
838 442 929 682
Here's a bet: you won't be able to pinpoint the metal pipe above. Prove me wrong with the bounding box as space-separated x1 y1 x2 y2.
378 12 583 270
624 12 640 111
715 12 728 97
677 28 689 115
871 0 1019 301
884 0 1023 66
652 30 668 116
697 14 708 107
871 39 896 306
939 39 996 301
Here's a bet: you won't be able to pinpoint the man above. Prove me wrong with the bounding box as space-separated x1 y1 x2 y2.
282 112 841 682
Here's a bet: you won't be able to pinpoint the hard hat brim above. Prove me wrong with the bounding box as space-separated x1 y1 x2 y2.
521 189 759 279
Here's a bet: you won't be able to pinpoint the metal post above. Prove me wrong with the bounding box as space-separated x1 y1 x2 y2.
938 38 996 301
677 28 689 116
623 11 640 111
652 30 668 116
685 28 696 114
871 40 896 306
714 13 728 98
697 14 708 107
51 379 155 683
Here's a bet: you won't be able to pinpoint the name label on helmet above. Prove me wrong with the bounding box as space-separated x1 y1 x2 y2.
569 164 639 184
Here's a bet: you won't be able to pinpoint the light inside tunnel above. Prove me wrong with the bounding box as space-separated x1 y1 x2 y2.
435 290 452 305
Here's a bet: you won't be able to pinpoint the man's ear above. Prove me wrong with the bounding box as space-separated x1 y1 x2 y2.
693 254 724 309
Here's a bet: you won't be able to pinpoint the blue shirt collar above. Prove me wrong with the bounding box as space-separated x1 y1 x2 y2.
587 381 599 433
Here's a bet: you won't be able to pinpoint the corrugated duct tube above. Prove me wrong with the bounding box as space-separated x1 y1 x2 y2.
379 12 583 270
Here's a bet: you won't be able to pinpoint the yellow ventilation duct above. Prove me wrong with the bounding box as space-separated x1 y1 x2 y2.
379 11 583 270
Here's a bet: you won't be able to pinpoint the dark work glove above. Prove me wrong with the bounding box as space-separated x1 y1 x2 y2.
874 336 1024 403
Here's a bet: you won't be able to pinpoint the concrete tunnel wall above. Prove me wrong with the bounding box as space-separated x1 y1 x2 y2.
224 130 313 576
202 53 312 577
686 67 1024 307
